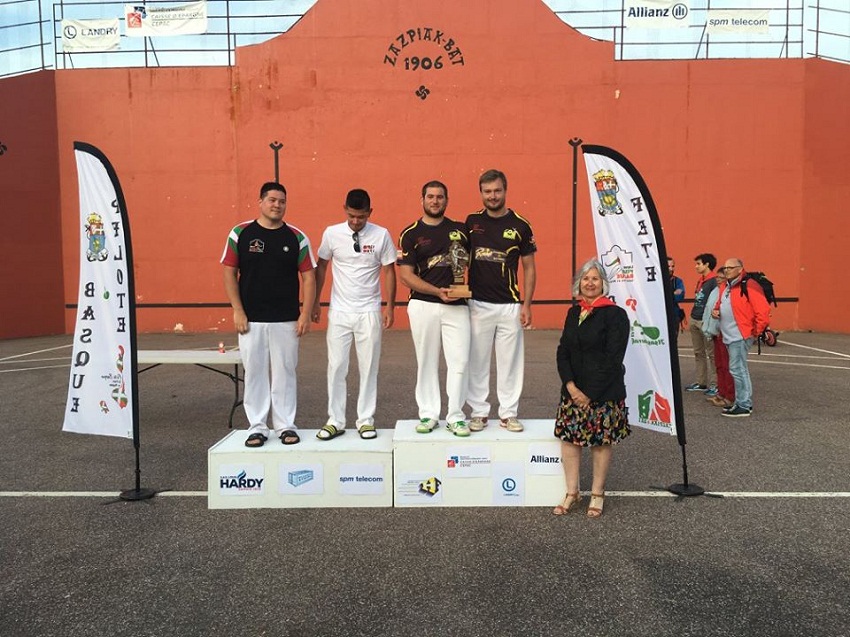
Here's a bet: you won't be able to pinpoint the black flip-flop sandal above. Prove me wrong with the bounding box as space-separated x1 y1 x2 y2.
245 432 268 448
279 430 300 445
316 424 345 440
358 424 377 439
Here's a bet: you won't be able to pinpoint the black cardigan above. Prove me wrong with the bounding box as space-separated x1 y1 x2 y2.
556 304 630 403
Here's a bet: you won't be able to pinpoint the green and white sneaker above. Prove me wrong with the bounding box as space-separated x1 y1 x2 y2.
416 418 437 433
447 421 471 437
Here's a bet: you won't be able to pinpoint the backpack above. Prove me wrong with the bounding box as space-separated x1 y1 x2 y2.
740 271 777 307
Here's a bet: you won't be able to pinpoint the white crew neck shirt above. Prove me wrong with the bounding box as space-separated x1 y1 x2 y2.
317 221 397 312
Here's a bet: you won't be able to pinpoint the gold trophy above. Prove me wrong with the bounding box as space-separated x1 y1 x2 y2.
447 240 472 299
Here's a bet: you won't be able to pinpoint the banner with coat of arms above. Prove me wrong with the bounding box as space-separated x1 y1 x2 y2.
582 145 681 435
63 143 137 438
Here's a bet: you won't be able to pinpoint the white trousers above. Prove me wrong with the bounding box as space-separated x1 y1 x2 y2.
466 300 524 420
408 299 470 424
238 321 299 436
326 309 382 428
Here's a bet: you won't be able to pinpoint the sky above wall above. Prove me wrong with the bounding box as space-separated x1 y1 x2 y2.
1 0 848 77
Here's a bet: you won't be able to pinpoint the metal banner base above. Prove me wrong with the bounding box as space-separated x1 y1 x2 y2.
119 488 157 501
667 483 705 497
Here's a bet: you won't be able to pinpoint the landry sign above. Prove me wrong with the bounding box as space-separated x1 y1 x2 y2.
61 18 120 52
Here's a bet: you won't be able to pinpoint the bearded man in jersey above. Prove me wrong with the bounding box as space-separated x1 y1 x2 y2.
465 169 537 433
398 180 472 437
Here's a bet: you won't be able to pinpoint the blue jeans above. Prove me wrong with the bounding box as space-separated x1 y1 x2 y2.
726 338 754 410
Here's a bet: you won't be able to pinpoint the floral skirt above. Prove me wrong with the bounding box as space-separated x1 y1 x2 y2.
554 395 630 447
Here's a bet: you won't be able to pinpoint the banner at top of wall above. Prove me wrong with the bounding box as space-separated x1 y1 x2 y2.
581 145 680 436
124 1 207 37
63 144 136 439
624 0 691 29
61 18 120 52
706 10 770 35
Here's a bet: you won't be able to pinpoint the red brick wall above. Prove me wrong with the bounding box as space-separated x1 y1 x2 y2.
0 72 65 338
1 0 847 335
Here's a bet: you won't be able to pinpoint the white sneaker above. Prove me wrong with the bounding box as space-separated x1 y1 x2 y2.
416 418 437 433
468 416 488 432
500 417 524 432
447 421 471 437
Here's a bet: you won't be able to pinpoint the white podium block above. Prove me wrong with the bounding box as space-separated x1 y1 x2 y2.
392 419 567 507
208 429 393 509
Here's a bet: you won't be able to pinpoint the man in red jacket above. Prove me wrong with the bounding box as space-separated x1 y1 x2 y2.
711 258 771 418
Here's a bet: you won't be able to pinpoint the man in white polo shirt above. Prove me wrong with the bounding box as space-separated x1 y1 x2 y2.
312 189 397 440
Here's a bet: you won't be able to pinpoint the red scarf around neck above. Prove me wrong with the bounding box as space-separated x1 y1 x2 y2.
578 295 616 323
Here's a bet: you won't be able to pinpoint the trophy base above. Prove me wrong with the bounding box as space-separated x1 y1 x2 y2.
447 285 472 299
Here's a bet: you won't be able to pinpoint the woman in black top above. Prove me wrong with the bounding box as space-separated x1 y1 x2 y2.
553 259 630 518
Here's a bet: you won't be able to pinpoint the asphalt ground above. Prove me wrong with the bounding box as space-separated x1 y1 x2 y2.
1 328 849 637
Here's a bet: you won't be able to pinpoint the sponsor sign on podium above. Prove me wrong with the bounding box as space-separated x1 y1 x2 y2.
392 420 566 507
208 430 393 509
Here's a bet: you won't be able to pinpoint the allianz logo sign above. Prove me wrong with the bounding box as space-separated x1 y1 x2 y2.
529 455 560 464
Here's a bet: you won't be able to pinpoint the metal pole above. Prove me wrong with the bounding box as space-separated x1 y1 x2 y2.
814 0 820 59
226 0 232 66
568 137 582 287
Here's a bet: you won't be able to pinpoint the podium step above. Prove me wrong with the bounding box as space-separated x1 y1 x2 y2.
392 419 566 507
208 429 393 509
207 420 568 509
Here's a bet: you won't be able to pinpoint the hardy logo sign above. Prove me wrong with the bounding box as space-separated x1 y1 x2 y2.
219 465 265 495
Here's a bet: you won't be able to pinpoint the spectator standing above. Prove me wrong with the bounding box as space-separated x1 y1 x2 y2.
711 258 771 418
701 268 735 409
668 256 686 332
685 253 718 394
